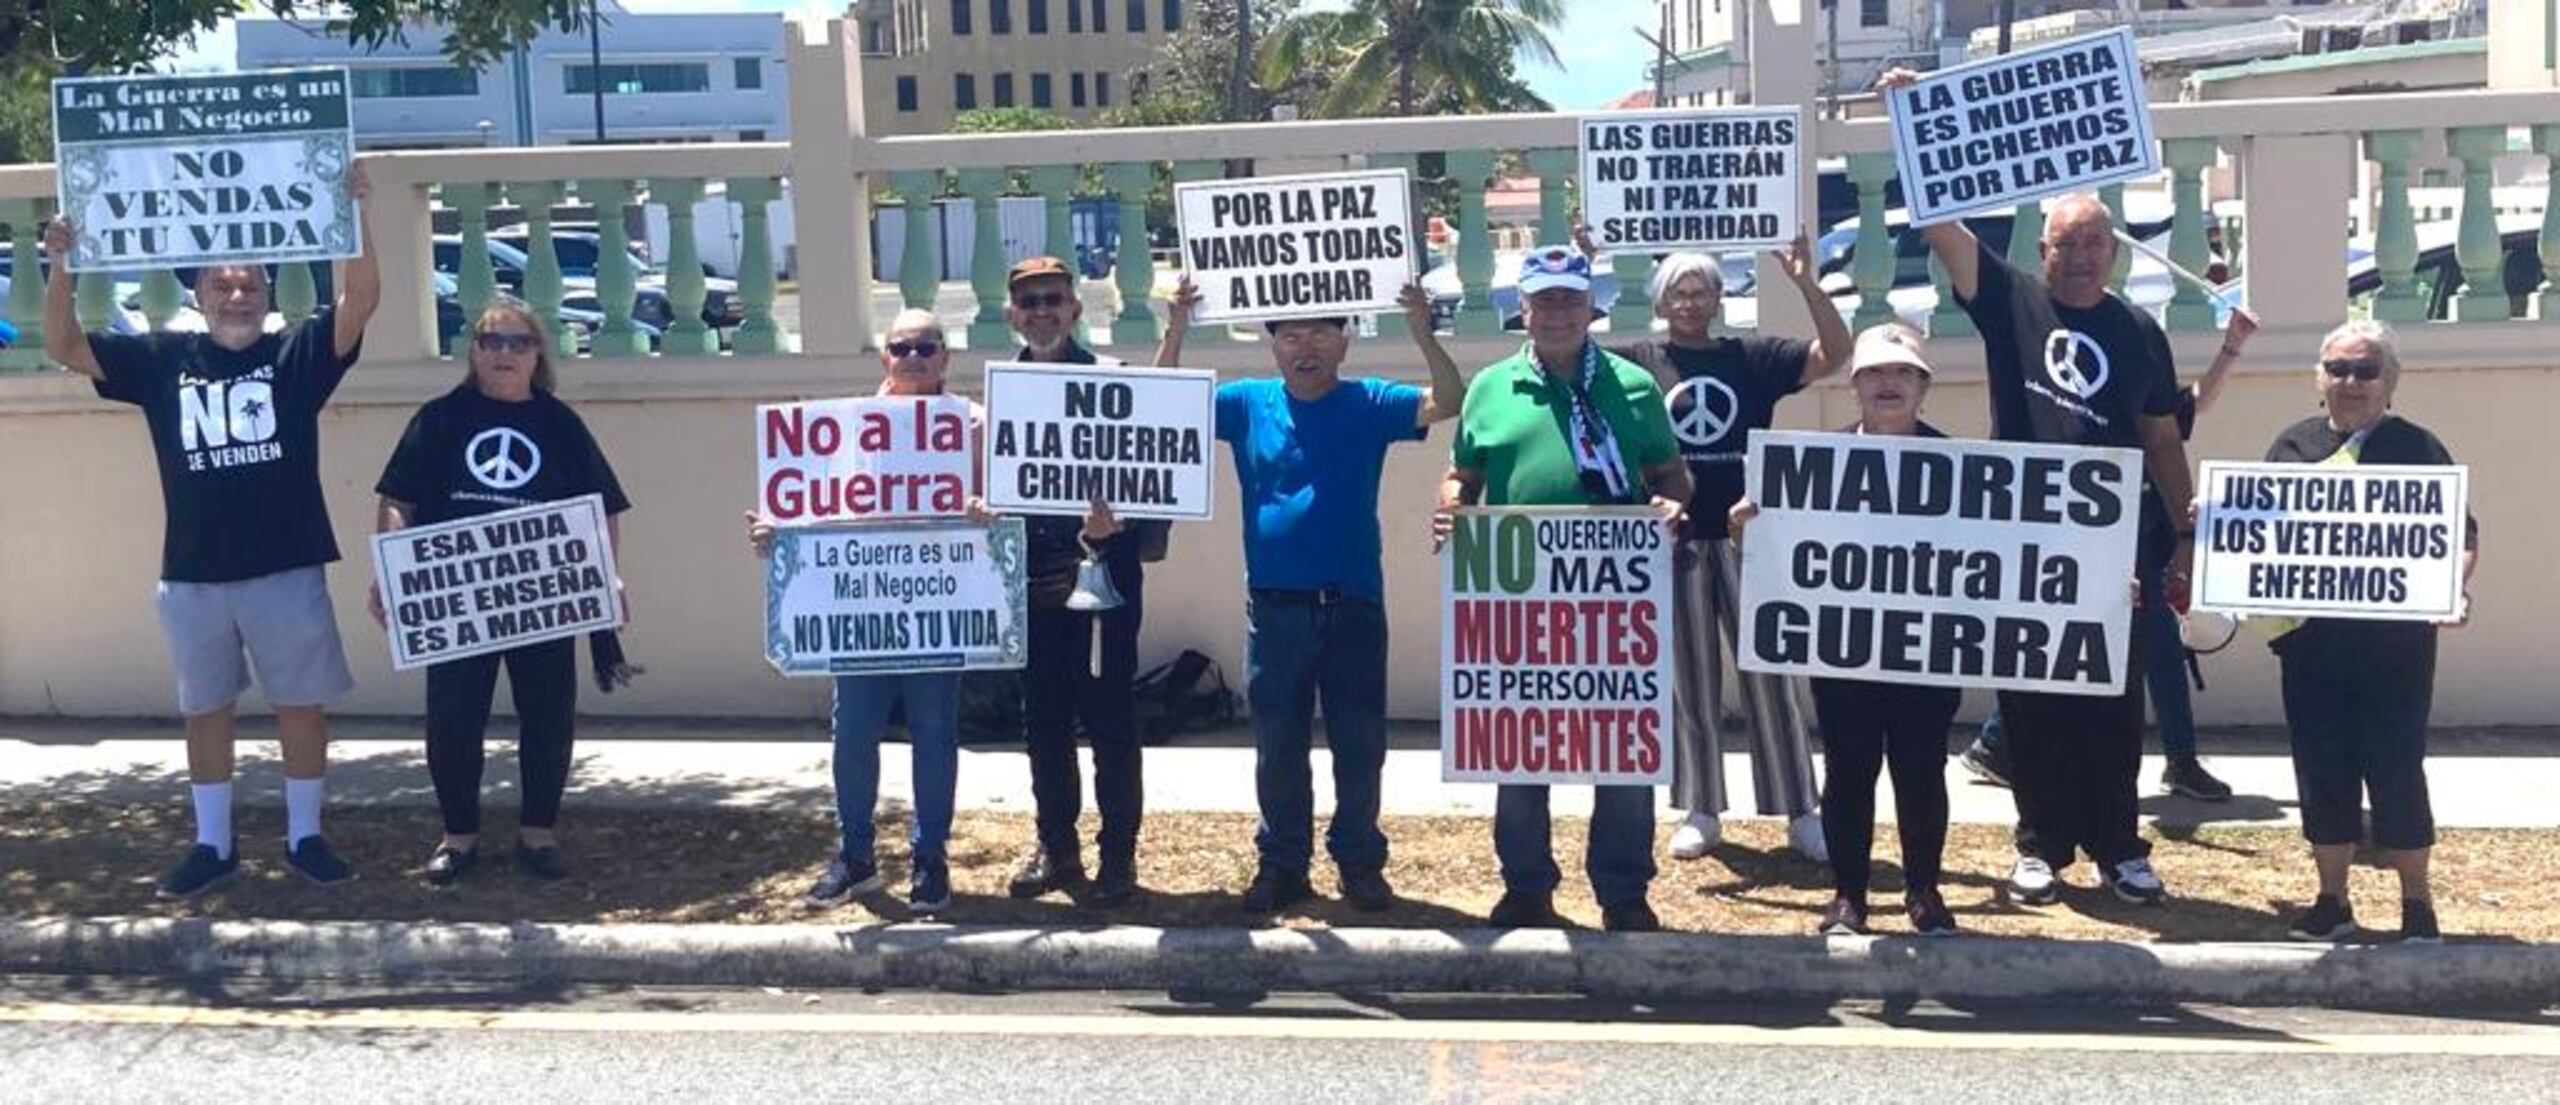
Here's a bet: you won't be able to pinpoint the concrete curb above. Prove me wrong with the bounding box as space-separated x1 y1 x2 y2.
5 918 2558 1008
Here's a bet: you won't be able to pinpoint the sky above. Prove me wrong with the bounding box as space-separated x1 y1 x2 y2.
169 0 1654 109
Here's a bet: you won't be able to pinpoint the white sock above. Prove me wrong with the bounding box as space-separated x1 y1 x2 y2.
285 776 325 847
192 782 233 858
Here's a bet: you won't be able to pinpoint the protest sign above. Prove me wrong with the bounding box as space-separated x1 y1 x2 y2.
1577 107 1800 252
982 362 1216 521
1441 507 1674 787
52 68 357 273
372 494 622 672
758 394 976 524
1175 169 1415 324
763 518 1029 676
1737 430 2139 695
1884 27 2156 226
2193 461 2468 622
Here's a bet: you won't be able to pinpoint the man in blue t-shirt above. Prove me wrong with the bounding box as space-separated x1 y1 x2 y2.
1160 275 1465 915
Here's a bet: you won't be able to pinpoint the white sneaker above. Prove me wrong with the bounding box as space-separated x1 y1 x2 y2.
1786 813 1829 864
2107 857 2167 905
1667 812 1722 860
2010 855 2060 905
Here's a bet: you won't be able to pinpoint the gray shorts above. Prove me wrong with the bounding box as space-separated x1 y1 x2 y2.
155 565 355 717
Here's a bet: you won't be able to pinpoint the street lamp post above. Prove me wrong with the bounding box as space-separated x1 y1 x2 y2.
588 0 607 143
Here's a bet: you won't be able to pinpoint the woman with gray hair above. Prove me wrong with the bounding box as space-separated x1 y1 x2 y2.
2264 320 2478 944
1597 231 1852 862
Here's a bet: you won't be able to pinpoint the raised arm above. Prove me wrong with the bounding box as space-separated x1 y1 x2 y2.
1404 280 1465 425
2189 308 2257 418
1154 274 1201 367
40 220 100 379
332 159 381 360
1875 68 1984 303
1776 228 1852 386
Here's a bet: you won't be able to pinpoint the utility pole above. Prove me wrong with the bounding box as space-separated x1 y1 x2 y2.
588 0 607 143
1635 25 1672 105
1997 0 2016 53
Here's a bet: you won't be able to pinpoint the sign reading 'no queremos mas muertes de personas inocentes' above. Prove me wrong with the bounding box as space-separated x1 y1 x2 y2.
2193 461 2469 622
983 363 1218 522
1441 507 1675 787
1578 107 1800 251
1738 431 2140 696
53 68 357 273
373 494 623 672
758 394 977 524
1884 27 2156 226
1175 169 1415 324
764 519 1029 676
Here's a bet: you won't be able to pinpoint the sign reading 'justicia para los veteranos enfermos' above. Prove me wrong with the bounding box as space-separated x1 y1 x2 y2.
51 67 359 274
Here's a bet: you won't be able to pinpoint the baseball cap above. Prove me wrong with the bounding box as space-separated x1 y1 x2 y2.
1849 324 1933 377
1516 246 1592 295
1007 256 1074 289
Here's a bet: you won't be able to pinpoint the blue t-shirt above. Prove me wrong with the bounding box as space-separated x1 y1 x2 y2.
1216 376 1427 601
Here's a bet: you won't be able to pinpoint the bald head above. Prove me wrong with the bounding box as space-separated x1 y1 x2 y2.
2039 192 2118 308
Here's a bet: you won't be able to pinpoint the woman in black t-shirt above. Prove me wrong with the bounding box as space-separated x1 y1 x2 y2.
2267 321 2478 945
371 299 633 885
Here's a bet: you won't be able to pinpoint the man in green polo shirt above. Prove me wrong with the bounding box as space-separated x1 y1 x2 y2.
1435 246 1692 932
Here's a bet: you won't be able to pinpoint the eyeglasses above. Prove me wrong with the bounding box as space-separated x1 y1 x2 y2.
1011 292 1070 310
2320 358 2385 381
887 339 943 358
474 332 538 354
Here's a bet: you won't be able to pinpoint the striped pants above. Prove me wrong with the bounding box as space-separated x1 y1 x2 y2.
1669 535 1820 818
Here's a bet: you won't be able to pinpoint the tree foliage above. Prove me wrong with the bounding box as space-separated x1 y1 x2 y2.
952 106 1078 133
1256 0 1563 118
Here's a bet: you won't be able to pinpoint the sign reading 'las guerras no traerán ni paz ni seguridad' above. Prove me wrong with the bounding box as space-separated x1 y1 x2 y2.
2192 461 2469 622
1577 107 1801 252
52 67 357 273
373 495 624 672
1174 168 1416 324
1883 27 2157 226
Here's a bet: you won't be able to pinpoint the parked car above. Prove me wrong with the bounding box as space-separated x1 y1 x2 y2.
435 235 741 335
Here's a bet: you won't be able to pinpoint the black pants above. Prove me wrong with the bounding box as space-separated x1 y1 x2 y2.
2001 612 2151 867
1813 679 1961 899
1023 564 1144 864
425 637 578 836
2278 627 2438 850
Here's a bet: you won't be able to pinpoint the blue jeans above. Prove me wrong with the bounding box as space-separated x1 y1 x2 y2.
1246 593 1390 876
1494 784 1657 909
1977 564 2198 760
830 673 961 863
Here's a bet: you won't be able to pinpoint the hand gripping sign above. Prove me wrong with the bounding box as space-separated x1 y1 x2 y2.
1884 27 2158 226
1175 168 1417 324
1578 107 1802 252
982 362 1218 521
374 494 622 671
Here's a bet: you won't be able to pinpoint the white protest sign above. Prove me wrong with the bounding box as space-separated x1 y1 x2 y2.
52 68 358 273
372 494 622 672
983 362 1217 521
2193 461 2468 622
1737 431 2139 696
763 519 1029 676
1885 27 2157 227
757 394 976 524
1578 107 1801 252
1175 169 1415 324
1441 507 1674 787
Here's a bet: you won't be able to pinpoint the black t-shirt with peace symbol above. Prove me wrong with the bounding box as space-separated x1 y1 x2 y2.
1957 239 2181 452
376 384 631 527
1613 335 1808 524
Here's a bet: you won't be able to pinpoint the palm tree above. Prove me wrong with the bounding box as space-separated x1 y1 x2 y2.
1256 0 1565 118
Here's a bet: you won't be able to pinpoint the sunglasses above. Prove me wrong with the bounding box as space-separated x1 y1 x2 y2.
887 339 943 358
2321 358 2385 381
1011 292 1070 310
474 332 539 354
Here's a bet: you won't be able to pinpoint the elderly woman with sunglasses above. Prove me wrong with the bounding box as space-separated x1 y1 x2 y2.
2264 320 2479 945
373 299 633 885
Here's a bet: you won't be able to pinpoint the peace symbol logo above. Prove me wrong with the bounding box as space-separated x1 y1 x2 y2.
1666 376 1742 450
465 427 543 490
2043 329 2111 400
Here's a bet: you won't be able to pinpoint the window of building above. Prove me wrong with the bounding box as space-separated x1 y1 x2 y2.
1096 71 1112 106
991 0 1011 33
1859 0 1886 26
1031 72 1053 107
740 128 767 141
1091 0 1107 32
1071 72 1087 106
734 57 763 89
1068 0 1083 31
994 72 1015 107
1028 0 1049 32
1165 0 1181 31
951 0 973 34
1127 0 1146 31
565 63 711 95
896 75 919 112
351 67 479 98
955 72 977 109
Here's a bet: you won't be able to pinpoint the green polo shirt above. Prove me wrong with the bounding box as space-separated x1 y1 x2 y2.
1453 342 1679 506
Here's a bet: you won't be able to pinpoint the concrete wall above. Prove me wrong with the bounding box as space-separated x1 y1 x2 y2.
5 327 2553 727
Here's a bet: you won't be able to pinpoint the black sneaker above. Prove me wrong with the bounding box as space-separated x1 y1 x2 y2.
285 836 356 886
1906 888 1959 936
1007 849 1086 899
2287 894 2357 941
1958 738 2013 788
424 844 478 886
1819 895 1870 936
1487 891 1561 929
1602 900 1660 933
515 843 568 881
157 842 239 900
1340 869 1395 913
1240 868 1314 913
2162 756 2235 802
2399 898 2442 945
804 854 884 908
909 859 952 916
1089 858 1138 907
